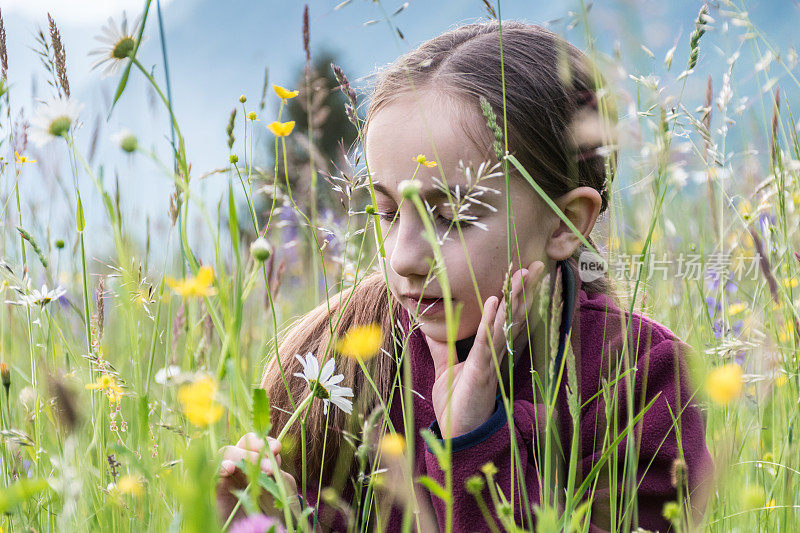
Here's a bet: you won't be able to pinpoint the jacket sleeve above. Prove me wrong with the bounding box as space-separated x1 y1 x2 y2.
580 338 714 533
421 338 713 533
424 398 548 531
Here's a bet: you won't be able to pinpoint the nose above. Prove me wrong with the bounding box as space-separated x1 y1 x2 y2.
388 211 434 279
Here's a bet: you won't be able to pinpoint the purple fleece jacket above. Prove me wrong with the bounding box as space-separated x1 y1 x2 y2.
305 263 713 532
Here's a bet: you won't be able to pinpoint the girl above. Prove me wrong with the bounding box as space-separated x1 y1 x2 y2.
218 21 712 532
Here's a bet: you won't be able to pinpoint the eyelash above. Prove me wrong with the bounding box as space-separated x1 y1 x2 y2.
377 210 454 226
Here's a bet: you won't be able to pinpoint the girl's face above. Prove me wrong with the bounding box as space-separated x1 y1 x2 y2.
365 90 559 342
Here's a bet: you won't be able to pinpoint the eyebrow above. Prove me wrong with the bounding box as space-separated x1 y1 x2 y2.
372 181 459 202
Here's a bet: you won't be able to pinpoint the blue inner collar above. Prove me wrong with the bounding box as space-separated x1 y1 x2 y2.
552 259 577 381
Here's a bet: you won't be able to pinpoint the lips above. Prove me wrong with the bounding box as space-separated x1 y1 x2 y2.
404 295 445 314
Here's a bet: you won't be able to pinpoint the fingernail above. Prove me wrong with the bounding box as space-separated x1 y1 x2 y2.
521 269 529 283
220 460 235 476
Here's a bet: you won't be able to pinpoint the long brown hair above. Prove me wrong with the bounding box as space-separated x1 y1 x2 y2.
261 19 616 490
261 273 405 483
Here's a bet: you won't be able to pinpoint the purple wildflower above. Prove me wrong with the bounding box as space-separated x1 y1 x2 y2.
712 319 724 339
706 296 721 317
758 211 775 232
706 270 722 292
711 318 743 340
726 278 738 294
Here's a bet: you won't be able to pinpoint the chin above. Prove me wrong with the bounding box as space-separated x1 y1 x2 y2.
415 316 480 342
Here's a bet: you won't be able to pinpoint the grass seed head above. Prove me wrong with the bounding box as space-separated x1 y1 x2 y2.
48 13 70 98
302 4 310 62
687 4 709 71
226 108 237 149
0 7 7 79
50 373 80 433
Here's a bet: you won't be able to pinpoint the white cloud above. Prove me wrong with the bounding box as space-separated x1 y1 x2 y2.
3 0 175 26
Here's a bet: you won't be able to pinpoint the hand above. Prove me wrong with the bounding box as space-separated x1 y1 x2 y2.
426 261 545 439
217 433 299 523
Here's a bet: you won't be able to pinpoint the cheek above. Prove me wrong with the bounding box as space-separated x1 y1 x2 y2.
446 235 506 303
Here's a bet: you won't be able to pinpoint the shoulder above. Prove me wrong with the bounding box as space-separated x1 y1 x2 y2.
578 290 680 346
576 290 689 386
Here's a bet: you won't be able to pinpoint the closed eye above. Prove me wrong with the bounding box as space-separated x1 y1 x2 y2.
377 210 454 226
377 210 397 222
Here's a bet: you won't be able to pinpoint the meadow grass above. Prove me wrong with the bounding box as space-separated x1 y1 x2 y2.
0 1 799 531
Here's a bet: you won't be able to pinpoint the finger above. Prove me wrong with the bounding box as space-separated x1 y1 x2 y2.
220 459 237 477
283 472 301 513
520 261 546 319
219 446 277 474
265 437 282 468
469 295 500 368
265 436 281 455
524 261 546 295
510 268 528 316
495 267 531 356
236 432 265 451
512 262 545 317
491 294 508 356
507 267 530 336
509 262 546 351
282 470 298 495
236 433 282 460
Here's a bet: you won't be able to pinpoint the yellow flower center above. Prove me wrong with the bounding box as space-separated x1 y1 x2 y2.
49 116 72 137
309 379 330 400
112 37 135 60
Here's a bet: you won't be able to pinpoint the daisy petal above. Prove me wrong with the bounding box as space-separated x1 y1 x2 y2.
319 358 335 383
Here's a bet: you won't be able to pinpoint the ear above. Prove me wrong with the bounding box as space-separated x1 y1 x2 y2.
544 187 602 261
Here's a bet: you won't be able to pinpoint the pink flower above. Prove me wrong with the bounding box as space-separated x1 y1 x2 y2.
230 514 285 533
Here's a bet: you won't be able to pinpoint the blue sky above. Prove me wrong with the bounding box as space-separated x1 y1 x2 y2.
2 0 797 251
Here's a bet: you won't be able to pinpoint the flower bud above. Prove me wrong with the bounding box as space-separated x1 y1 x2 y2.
55 239 65 249
365 204 376 215
398 179 420 200
112 129 138 153
1 362 10 390
662 501 681 524
239 94 247 103
464 475 485 495
119 133 138 153
480 462 498 477
250 237 273 262
229 154 239 164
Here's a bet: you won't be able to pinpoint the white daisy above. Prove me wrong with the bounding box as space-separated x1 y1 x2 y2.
293 352 353 415
7 283 67 308
29 97 83 147
111 129 138 153
88 12 144 78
